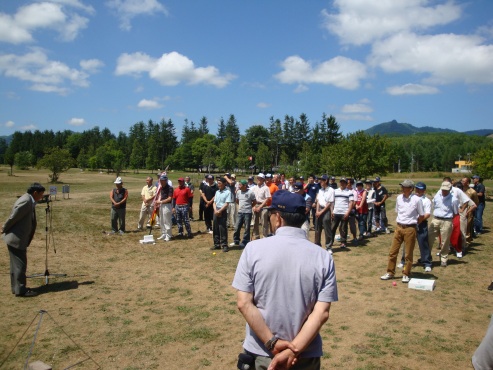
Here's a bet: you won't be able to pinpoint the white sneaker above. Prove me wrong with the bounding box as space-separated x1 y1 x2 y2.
456 252 463 258
208 230 213 234
164 235 171 242
380 273 394 280
424 266 432 272
402 275 410 283
157 234 166 240
397 263 404 268
385 228 391 234
230 242 238 247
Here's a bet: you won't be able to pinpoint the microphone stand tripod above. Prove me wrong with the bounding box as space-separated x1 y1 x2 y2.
29 196 66 284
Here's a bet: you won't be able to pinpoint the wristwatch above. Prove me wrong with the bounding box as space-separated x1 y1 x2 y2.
265 335 279 351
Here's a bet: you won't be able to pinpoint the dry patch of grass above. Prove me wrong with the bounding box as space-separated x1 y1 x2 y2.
0 168 491 369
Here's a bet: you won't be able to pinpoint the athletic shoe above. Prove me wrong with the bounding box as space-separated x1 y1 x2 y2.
380 273 394 280
178 232 184 237
436 252 441 256
230 241 239 247
208 230 213 234
402 275 410 283
441 260 447 267
385 228 391 234
397 263 404 268
164 235 171 242
222 246 229 253
157 234 166 240
119 230 125 235
210 245 221 250
424 266 432 272
456 252 463 258
375 227 382 233
326 247 333 254
340 244 347 249
239 243 246 249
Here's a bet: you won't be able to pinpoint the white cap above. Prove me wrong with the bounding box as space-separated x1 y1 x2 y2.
257 173 265 179
114 177 122 184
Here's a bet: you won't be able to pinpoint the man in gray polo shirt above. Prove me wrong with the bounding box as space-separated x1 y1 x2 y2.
231 180 256 248
233 190 338 369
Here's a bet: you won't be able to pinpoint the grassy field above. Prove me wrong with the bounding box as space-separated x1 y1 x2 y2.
0 168 491 369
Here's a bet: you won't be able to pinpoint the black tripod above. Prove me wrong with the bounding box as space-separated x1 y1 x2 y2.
29 196 66 284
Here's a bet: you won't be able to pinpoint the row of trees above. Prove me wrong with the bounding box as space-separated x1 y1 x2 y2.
1 113 492 182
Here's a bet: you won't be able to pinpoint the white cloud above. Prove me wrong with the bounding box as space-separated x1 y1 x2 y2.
115 51 236 88
4 120 15 128
322 0 462 46
68 117 85 126
369 32 493 85
274 55 366 90
338 114 373 122
387 83 439 95
257 102 270 108
138 99 163 109
0 1 93 44
106 0 168 31
294 84 308 93
341 103 373 113
20 124 37 131
0 49 98 94
80 59 104 73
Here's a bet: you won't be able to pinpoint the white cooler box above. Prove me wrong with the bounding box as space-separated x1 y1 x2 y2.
408 278 435 291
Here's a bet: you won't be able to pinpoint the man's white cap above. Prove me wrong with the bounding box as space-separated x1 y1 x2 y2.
257 173 265 179
114 177 122 184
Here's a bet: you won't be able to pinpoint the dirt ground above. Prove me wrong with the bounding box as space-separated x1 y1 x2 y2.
0 169 491 370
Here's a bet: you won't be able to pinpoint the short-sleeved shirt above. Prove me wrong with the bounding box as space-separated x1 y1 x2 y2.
316 187 334 208
141 185 157 205
395 193 424 225
266 183 278 206
214 188 232 209
200 182 218 201
252 184 271 205
474 183 485 204
232 226 338 358
419 195 432 216
333 188 354 215
160 185 174 204
306 183 320 200
173 186 192 206
375 185 388 204
432 192 459 218
236 189 256 214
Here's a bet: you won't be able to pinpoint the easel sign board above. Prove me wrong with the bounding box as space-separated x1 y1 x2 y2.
49 186 57 196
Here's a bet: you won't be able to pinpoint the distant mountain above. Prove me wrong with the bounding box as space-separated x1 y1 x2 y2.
365 120 493 136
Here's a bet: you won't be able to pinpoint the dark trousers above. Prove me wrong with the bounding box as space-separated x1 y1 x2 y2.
199 199 205 220
213 211 228 247
233 213 252 245
374 205 388 228
330 214 348 247
8 245 28 295
204 203 214 230
417 221 432 268
111 207 126 232
314 210 332 248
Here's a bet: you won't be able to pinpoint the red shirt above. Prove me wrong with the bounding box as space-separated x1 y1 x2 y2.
173 186 192 205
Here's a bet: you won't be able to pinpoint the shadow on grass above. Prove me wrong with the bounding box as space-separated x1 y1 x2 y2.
34 280 95 295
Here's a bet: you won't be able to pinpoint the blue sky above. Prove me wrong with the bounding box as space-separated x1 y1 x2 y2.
1 0 493 138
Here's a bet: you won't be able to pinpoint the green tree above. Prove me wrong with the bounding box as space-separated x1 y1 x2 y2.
473 145 493 179
256 142 271 172
14 151 34 170
4 146 15 175
218 138 236 171
235 136 252 173
322 131 395 179
37 147 75 183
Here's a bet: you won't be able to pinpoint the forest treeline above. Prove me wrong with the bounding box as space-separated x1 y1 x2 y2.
0 113 491 180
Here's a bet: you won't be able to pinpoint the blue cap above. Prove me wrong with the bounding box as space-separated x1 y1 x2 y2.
293 181 304 191
472 175 480 179
415 182 426 190
268 190 306 214
320 174 329 181
159 175 168 180
375 176 381 182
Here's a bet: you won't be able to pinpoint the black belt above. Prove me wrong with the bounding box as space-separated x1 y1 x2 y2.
397 223 416 228
434 216 452 220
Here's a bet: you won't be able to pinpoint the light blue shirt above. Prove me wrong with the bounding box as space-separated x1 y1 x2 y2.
432 192 459 218
214 188 231 209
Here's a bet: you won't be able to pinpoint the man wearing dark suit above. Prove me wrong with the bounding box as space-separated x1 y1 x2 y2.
2 183 45 297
